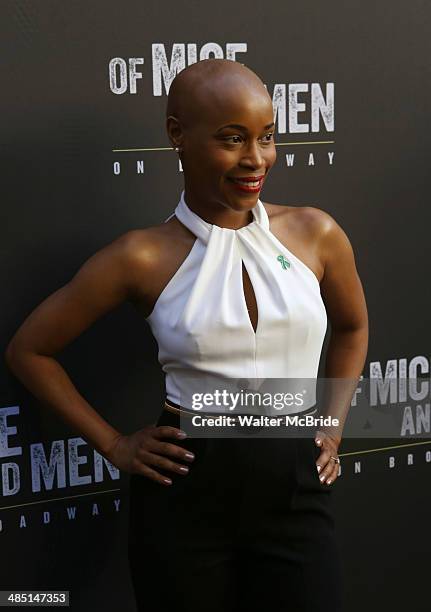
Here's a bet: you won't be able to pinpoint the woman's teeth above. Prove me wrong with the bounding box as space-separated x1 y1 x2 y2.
231 179 260 187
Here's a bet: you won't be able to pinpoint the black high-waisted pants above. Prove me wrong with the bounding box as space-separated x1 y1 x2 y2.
127 406 343 612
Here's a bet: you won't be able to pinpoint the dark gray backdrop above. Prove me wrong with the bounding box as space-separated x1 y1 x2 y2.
2 1 430 610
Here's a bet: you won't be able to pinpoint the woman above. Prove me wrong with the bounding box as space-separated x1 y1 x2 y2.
5 59 368 611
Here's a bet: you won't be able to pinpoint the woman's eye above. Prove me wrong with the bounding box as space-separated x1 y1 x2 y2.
261 132 274 142
223 133 274 144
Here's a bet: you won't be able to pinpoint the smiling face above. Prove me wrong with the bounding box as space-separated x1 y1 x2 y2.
166 59 277 216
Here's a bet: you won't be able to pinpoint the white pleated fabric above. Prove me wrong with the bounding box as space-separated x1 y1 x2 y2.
146 190 328 413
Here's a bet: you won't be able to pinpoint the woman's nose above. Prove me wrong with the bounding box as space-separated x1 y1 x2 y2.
240 141 264 168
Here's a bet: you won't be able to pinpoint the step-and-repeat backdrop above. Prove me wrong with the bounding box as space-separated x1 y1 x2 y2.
2 1 430 610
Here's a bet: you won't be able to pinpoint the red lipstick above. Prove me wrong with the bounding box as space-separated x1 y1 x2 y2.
228 175 265 193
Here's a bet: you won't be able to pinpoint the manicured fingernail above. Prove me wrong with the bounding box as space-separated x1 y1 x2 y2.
179 466 189 473
317 465 321 473
320 475 325 482
176 431 187 439
185 452 195 460
163 478 172 484
327 479 332 485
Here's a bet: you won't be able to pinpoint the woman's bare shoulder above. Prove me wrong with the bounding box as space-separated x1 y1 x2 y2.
111 217 196 305
262 201 335 238
117 216 195 267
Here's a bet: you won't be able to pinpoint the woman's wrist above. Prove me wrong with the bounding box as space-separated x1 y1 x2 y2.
315 429 342 448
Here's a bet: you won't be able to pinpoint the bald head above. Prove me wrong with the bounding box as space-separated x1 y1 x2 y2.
166 59 270 128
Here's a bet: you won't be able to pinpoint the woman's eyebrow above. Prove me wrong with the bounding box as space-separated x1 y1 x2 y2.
215 122 275 133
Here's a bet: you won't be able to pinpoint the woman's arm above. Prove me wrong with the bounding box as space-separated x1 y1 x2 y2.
309 210 369 486
4 232 141 457
5 229 198 484
318 212 369 442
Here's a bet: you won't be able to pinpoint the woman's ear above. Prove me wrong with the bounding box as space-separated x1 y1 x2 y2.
166 115 184 150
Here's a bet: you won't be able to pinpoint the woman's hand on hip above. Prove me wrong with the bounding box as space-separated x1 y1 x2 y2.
105 425 195 485
314 429 341 486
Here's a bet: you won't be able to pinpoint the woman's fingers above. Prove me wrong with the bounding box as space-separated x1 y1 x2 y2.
137 463 175 486
139 448 192 476
145 439 196 462
153 424 188 441
143 429 195 459
324 461 341 485
145 425 196 464
314 432 341 486
317 453 338 485
133 424 195 485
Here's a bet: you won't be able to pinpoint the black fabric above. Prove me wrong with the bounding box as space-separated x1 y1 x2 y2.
128 408 343 611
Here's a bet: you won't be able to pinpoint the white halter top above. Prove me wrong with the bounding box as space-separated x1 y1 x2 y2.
146 190 327 414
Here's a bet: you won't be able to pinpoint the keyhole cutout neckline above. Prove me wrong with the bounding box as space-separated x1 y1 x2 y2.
172 190 266 337
148 190 322 338
241 260 259 334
